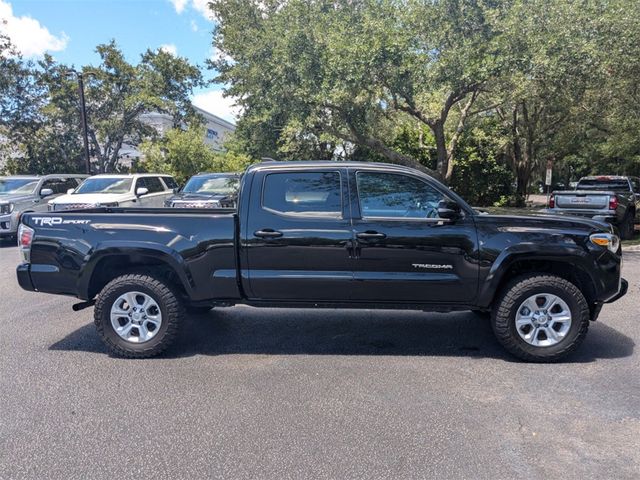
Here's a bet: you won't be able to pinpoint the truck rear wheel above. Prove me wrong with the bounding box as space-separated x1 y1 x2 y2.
491 274 589 362
94 273 183 358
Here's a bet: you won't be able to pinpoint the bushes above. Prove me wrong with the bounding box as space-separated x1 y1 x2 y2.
450 148 513 207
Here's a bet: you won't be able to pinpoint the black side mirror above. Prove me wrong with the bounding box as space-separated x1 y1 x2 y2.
437 200 461 220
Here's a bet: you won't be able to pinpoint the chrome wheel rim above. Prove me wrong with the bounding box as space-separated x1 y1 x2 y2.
110 291 162 344
515 293 572 347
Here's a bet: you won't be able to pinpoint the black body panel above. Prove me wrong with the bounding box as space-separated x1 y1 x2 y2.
16 162 626 312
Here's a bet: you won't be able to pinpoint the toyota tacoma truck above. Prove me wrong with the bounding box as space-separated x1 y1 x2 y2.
547 175 640 239
15 162 627 362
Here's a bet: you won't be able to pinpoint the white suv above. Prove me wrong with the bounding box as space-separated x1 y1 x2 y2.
49 174 178 211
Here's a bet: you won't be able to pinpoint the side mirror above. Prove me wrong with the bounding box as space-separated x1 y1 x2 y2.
437 200 461 220
136 187 149 196
40 188 54 197
67 188 75 195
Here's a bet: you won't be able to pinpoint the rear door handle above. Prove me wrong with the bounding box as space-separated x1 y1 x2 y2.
356 231 386 240
254 229 283 238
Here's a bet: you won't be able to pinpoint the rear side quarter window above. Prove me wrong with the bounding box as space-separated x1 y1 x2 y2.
262 171 342 217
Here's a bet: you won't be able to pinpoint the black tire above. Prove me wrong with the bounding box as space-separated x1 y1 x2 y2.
94 273 183 358
491 274 589 362
619 213 635 240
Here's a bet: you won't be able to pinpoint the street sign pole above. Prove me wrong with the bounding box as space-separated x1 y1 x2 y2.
545 159 553 204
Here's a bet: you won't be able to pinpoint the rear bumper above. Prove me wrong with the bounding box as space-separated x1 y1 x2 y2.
545 209 618 224
16 263 35 292
605 278 628 304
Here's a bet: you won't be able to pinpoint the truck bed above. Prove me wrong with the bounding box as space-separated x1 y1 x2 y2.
21 208 240 302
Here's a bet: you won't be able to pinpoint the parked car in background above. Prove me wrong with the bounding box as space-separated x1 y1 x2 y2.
165 172 240 209
547 175 640 239
49 174 178 211
0 174 87 238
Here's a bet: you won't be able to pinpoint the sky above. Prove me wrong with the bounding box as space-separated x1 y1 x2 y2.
0 0 239 122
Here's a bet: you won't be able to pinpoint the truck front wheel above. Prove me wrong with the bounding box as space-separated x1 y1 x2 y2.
492 274 589 362
94 274 183 358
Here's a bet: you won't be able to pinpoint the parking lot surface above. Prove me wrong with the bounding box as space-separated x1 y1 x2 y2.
0 241 638 479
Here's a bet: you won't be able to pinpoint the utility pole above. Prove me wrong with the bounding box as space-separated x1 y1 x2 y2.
67 70 92 174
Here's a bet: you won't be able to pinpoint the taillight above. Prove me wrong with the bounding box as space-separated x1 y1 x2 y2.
548 195 555 208
17 223 34 263
609 195 618 211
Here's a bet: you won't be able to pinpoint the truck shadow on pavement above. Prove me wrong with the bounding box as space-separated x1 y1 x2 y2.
50 308 635 363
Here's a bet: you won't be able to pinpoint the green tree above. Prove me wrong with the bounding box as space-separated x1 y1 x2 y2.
83 41 204 173
140 125 253 184
2 41 205 174
210 0 506 180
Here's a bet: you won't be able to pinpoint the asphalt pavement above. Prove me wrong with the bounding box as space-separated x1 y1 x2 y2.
0 241 638 479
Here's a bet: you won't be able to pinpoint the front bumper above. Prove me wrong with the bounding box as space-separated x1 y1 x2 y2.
605 278 628 304
0 212 18 236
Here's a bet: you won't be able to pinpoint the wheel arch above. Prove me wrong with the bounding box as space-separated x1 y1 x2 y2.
479 255 598 314
79 245 194 300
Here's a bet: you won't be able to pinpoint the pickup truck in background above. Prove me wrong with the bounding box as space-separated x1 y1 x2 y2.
49 173 179 211
15 162 627 362
0 174 87 238
547 175 640 239
164 172 240 209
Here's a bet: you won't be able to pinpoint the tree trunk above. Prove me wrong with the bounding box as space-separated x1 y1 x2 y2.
432 120 448 180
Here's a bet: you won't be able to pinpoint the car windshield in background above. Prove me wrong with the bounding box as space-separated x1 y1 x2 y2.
576 179 630 192
183 176 239 195
75 178 132 194
0 178 38 195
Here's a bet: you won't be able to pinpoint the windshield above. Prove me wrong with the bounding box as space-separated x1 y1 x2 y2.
576 179 630 192
0 178 39 195
183 176 239 195
75 178 132 194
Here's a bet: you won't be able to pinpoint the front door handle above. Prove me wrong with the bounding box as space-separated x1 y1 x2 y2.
356 231 386 240
254 229 283 238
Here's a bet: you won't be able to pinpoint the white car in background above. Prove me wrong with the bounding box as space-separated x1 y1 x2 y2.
49 174 179 211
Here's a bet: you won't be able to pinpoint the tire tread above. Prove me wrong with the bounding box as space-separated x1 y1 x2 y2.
94 273 183 358
492 273 589 362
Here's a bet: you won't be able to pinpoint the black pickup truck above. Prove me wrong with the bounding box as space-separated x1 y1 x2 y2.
16 162 627 362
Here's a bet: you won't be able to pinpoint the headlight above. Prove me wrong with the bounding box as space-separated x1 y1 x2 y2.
590 233 620 253
0 203 14 214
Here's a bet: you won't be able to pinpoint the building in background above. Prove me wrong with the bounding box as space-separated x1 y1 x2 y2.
118 106 236 169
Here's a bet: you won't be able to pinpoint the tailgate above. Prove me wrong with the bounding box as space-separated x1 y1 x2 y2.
554 191 610 210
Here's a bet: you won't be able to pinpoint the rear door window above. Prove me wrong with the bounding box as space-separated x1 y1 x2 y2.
262 171 342 216
162 176 178 190
144 177 166 193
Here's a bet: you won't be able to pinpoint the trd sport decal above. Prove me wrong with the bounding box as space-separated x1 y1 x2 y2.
32 217 91 226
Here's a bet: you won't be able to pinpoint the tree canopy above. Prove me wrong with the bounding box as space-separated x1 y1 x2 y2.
209 0 640 202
